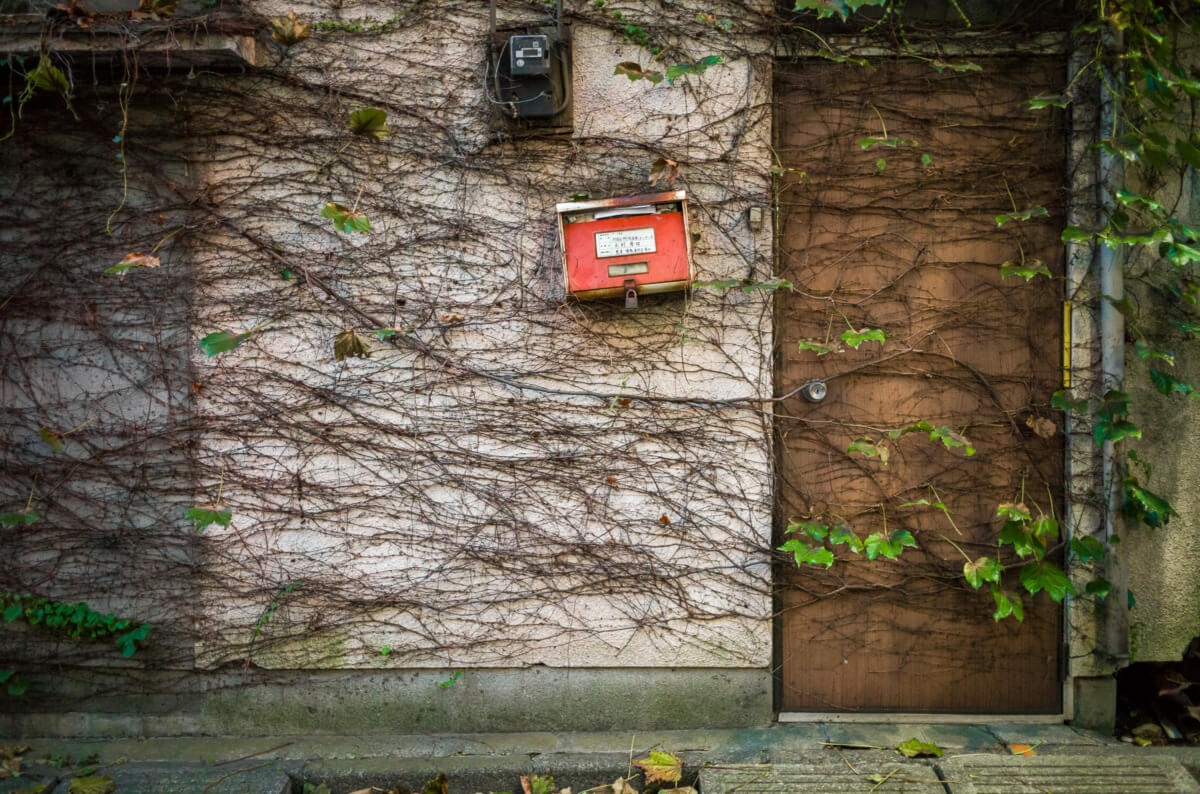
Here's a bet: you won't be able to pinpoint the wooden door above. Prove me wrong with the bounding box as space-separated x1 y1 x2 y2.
775 58 1066 712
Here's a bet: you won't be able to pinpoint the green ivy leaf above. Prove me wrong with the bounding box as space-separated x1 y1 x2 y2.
185 505 232 532
828 525 863 554
1000 259 1052 281
931 60 981 73
39 426 66 453
664 55 723 84
198 329 253 357
920 153 933 166
1086 577 1112 599
779 538 835 568
864 529 915 560
1177 319 1200 339
1071 536 1106 562
963 556 1002 589
1122 476 1177 527
1032 516 1058 540
1150 367 1194 397
991 585 1024 621
1028 94 1069 109
792 0 888 20
104 252 162 276
858 137 917 150
797 339 838 355
1116 189 1163 212
847 438 889 466
1019 561 1073 603
347 107 389 140
0 668 29 696
927 425 975 455
1135 340 1175 365
1177 139 1200 169
896 737 943 758
321 202 371 233
998 520 1038 559
996 206 1049 226
1051 389 1088 413
0 509 39 529
840 327 887 349
29 54 69 94
1094 418 1141 445
1061 226 1092 242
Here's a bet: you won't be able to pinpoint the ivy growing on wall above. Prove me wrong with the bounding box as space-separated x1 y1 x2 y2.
0 0 1197 707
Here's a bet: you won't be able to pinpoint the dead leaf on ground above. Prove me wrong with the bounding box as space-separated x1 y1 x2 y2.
582 779 638 794
1026 415 1057 439
271 10 311 45
895 737 943 758
0 744 28 779
67 776 116 794
632 749 683 785
660 788 697 794
422 773 448 794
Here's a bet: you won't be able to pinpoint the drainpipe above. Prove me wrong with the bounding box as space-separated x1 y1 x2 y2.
1098 28 1130 669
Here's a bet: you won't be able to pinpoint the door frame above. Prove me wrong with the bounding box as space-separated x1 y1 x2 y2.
769 30 1109 721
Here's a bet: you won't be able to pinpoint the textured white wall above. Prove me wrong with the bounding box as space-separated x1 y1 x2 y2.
185 2 777 670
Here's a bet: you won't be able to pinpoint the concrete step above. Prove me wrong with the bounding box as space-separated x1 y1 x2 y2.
701 763 945 793
702 755 1200 794
939 754 1200 793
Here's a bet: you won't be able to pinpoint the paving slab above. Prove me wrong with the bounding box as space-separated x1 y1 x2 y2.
822 722 998 752
984 723 1111 747
0 761 294 793
301 756 531 794
702 762 945 793
938 754 1200 793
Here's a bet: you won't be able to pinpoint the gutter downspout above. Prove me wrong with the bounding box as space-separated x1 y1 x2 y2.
1098 28 1130 669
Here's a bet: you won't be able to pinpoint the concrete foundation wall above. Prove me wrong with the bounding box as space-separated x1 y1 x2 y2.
0 667 773 737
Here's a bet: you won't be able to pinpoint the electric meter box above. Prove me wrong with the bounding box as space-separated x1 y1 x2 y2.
509 34 550 76
556 191 693 306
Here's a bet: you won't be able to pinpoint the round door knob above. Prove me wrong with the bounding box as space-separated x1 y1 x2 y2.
800 380 827 403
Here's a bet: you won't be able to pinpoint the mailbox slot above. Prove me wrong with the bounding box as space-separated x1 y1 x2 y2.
555 190 693 304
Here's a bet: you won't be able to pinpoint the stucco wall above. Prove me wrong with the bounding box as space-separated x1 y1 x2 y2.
0 0 778 715
1125 146 1200 663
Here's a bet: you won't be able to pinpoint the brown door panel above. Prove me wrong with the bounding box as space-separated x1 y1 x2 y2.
775 58 1066 713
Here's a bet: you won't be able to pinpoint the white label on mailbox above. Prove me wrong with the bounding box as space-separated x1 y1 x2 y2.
595 227 656 259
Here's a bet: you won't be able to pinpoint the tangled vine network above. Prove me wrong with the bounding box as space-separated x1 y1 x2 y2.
0 0 1171 713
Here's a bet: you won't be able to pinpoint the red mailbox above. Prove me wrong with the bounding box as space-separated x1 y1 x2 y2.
556 190 693 308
